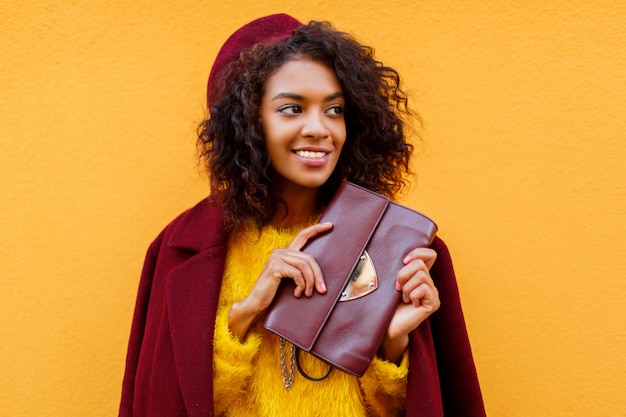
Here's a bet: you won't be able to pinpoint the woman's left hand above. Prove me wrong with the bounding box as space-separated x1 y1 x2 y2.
379 247 440 364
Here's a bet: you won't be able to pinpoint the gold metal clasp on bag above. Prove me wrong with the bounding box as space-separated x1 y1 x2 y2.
339 250 378 301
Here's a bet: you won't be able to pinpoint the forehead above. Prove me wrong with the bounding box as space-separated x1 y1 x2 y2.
263 59 342 96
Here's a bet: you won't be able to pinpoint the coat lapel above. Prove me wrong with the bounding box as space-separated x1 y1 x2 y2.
165 197 228 416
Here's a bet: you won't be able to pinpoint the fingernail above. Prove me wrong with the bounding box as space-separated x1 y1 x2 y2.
403 255 411 264
321 282 327 292
395 281 402 291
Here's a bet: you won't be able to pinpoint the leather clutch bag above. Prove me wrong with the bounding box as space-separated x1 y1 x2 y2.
264 181 438 377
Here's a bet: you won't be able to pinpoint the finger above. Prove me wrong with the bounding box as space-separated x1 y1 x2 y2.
288 222 333 251
398 269 430 302
395 259 432 290
407 283 440 311
406 282 429 305
278 254 313 297
265 256 308 298
286 222 331 294
282 252 325 296
309 254 327 294
403 247 437 268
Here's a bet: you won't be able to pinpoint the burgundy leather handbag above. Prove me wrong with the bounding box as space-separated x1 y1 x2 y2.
264 182 438 378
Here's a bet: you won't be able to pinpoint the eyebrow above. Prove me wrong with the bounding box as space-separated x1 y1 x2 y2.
271 92 344 102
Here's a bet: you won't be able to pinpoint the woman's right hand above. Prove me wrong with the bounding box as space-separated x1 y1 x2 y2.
228 221 333 341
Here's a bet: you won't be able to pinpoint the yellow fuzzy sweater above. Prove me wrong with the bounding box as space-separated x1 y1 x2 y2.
213 225 409 417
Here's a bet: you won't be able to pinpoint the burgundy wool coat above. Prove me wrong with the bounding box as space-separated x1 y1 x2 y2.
118 196 486 417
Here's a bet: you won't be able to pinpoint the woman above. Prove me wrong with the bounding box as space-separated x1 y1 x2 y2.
119 14 485 417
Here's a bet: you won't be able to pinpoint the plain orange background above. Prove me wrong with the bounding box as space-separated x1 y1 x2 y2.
1 1 625 416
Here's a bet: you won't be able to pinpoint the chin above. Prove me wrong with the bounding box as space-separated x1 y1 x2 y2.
301 175 334 189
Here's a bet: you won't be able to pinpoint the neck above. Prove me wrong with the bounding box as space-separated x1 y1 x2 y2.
270 187 321 229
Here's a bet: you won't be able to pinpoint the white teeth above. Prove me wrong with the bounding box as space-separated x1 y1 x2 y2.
296 150 326 159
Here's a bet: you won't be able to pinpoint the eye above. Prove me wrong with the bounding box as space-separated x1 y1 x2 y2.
278 105 302 115
326 104 344 117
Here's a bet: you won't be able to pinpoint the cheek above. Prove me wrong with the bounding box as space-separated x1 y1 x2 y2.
334 124 347 152
263 116 291 140
263 125 291 162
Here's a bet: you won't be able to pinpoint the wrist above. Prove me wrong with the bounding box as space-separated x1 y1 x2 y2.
228 297 264 342
378 334 409 365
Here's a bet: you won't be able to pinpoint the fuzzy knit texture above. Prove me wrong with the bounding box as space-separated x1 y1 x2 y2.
213 225 409 417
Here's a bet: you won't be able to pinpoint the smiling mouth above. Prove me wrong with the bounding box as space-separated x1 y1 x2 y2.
295 150 328 159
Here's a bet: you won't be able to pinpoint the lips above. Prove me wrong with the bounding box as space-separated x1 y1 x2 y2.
293 149 332 167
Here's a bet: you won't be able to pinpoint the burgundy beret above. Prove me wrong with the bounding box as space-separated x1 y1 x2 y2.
207 13 303 107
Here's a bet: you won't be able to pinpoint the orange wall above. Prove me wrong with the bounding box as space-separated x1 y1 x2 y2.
1 1 625 415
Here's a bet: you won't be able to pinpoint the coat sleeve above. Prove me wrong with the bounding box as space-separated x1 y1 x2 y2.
427 237 486 416
118 232 163 417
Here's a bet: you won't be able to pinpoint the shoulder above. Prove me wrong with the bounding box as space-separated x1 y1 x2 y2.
430 235 451 258
428 235 457 282
150 195 228 253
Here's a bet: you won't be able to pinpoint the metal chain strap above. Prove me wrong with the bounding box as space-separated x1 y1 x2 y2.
279 337 296 390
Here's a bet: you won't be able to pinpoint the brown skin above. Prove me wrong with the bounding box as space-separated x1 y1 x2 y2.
228 221 333 342
198 22 415 235
228 58 440 365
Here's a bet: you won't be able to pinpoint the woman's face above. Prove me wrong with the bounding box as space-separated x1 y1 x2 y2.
260 58 346 193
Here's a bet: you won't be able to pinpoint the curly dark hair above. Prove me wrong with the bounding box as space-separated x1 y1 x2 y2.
198 21 418 233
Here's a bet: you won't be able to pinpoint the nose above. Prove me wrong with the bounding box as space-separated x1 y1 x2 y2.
301 111 330 139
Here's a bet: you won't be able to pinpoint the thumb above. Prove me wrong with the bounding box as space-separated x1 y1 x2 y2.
288 222 333 251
